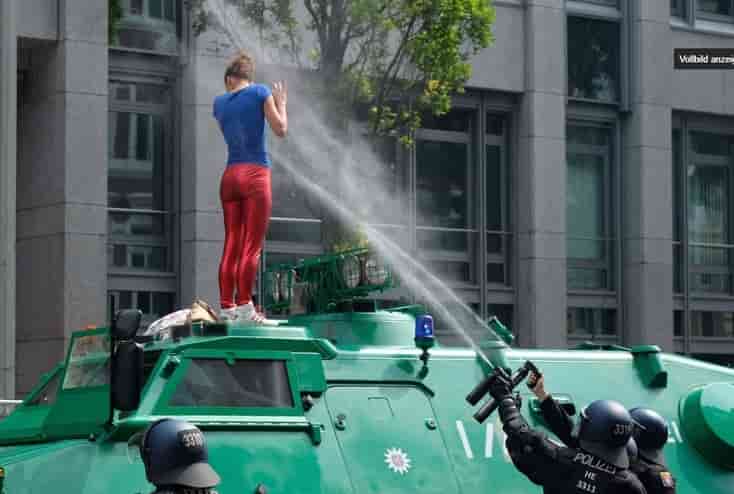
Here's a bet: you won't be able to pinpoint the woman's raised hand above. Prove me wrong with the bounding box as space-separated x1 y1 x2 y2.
272 81 287 108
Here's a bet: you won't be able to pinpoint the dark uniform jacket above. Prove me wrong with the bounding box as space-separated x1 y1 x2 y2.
539 395 676 494
630 458 676 494
497 395 647 494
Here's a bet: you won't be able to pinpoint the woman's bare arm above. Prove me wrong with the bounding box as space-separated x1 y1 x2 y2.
264 81 287 138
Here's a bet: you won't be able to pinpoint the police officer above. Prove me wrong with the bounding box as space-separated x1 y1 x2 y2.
527 371 638 459
528 371 675 494
485 367 647 494
629 408 677 494
138 419 221 494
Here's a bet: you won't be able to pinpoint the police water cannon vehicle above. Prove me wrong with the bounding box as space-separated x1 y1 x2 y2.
0 247 732 493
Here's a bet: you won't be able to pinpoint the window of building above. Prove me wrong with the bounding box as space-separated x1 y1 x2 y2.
577 0 619 6
416 109 478 285
671 0 687 17
108 290 174 329
567 16 620 103
567 124 615 291
687 131 733 294
674 310 684 337
690 311 734 337
108 79 176 327
672 116 734 349
567 307 617 337
486 114 512 287
108 82 172 273
697 0 734 21
673 129 683 293
364 134 411 250
113 0 179 54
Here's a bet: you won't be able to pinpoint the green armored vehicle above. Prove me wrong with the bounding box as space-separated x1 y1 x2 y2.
0 248 732 493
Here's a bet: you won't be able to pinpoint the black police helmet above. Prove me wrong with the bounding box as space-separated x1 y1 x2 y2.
139 419 221 489
629 407 669 465
626 437 638 463
578 400 637 469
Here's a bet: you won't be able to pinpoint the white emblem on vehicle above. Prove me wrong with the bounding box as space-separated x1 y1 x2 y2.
384 447 412 475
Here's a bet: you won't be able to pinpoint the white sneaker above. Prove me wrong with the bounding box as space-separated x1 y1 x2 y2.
218 307 238 322
235 302 279 326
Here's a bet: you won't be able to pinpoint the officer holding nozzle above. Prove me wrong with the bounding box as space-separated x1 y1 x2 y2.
528 370 676 494
482 366 647 494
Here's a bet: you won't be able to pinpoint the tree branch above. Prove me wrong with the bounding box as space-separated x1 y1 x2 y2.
304 0 326 50
372 14 417 131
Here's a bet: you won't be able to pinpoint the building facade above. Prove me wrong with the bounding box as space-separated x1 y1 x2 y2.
1 0 734 398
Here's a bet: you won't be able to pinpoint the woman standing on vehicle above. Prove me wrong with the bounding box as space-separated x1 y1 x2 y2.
213 50 288 324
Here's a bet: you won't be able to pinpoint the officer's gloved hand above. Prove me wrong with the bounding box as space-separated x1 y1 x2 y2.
487 368 513 400
529 372 550 402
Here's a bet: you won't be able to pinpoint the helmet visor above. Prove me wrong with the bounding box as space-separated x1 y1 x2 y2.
153 462 221 489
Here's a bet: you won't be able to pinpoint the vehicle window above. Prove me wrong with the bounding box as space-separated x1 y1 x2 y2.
169 359 294 408
142 350 162 386
26 370 62 406
62 333 112 390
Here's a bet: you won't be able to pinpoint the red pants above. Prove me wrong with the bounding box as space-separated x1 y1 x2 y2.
218 164 272 309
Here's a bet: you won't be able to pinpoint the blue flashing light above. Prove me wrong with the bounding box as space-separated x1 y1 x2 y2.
415 314 435 350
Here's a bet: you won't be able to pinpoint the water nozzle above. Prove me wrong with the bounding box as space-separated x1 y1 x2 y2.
487 316 514 346
468 360 538 424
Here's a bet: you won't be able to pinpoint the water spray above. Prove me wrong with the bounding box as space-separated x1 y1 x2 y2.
202 0 505 369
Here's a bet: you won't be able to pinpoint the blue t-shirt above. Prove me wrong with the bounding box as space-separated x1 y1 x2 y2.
213 83 272 167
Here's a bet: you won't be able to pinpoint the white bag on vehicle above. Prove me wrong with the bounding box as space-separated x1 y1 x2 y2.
143 309 191 340
143 299 219 340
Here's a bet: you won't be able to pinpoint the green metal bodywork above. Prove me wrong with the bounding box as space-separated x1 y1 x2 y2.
0 311 732 493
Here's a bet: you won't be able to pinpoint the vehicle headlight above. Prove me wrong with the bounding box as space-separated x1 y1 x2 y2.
341 256 362 289
364 256 388 285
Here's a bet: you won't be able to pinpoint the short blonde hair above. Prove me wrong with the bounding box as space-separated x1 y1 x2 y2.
224 50 255 85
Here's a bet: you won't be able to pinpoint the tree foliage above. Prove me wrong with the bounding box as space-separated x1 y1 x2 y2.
109 0 124 44
189 0 495 144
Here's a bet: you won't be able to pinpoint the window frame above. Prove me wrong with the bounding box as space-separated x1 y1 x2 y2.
107 65 178 326
696 0 734 23
481 95 516 320
565 104 621 342
566 120 617 293
113 0 181 56
153 350 304 417
672 112 734 356
485 113 513 290
686 133 733 294
566 306 619 341
414 127 479 288
565 1 629 109
108 78 174 276
671 0 688 18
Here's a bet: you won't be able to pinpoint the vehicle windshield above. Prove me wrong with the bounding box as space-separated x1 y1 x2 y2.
169 358 294 408
62 332 111 390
